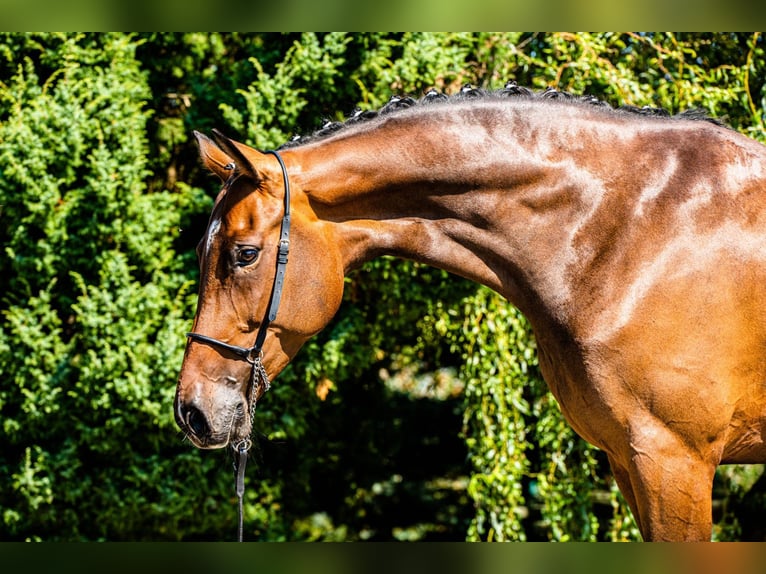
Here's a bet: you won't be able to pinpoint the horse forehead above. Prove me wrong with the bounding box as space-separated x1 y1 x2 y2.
214 192 273 237
201 203 250 258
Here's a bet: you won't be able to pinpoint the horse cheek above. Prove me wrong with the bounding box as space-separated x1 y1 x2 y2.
289 240 345 338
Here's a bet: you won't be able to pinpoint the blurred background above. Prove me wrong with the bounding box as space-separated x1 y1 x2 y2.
1 32 765 541
1 1 765 31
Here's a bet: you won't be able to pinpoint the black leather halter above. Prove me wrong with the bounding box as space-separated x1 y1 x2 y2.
185 149 291 542
186 149 291 376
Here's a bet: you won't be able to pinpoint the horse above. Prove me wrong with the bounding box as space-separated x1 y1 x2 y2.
175 83 766 541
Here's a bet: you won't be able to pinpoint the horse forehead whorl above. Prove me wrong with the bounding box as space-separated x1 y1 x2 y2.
279 82 726 150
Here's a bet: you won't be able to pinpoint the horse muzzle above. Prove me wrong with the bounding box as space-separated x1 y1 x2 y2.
174 383 250 449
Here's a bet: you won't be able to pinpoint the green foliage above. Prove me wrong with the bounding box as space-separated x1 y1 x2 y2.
0 33 228 540
1 32 765 541
454 289 535 541
220 32 353 149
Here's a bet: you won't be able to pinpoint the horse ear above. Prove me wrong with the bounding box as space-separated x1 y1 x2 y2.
194 130 261 183
210 130 261 182
194 131 234 182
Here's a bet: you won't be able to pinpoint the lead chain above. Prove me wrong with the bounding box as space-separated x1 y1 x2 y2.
248 356 271 427
232 356 271 542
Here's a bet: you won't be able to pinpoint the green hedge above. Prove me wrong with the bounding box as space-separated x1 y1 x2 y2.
1 32 764 541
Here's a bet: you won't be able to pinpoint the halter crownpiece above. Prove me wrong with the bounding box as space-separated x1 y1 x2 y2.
185 148 291 542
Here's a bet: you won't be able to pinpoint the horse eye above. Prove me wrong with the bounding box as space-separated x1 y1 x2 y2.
236 247 260 266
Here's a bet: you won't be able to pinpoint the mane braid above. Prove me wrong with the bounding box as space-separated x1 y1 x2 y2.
278 81 725 149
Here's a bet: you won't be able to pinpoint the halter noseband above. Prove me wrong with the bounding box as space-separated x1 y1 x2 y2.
184 149 291 542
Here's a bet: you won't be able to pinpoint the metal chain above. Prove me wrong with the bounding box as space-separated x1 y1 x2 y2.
249 355 271 426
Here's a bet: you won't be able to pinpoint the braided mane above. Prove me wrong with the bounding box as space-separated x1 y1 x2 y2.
279 81 725 149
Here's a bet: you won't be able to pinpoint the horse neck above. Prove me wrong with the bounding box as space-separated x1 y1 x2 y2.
286 103 617 324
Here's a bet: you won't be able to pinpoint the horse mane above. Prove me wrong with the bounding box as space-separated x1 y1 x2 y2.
278 82 727 149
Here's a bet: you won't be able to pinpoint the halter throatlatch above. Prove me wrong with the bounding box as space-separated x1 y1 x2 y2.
185 148 291 542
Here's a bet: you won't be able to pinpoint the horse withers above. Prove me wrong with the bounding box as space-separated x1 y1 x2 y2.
175 86 766 541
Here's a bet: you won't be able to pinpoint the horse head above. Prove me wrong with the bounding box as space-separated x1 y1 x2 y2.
174 131 345 449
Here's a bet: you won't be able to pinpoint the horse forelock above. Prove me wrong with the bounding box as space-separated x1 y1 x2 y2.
279 82 727 150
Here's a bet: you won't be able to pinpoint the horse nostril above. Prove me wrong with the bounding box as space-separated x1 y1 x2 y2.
184 405 210 438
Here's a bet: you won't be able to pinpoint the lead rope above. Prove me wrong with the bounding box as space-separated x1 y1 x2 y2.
233 439 249 542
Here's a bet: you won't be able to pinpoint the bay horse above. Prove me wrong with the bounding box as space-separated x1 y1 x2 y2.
175 84 766 541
